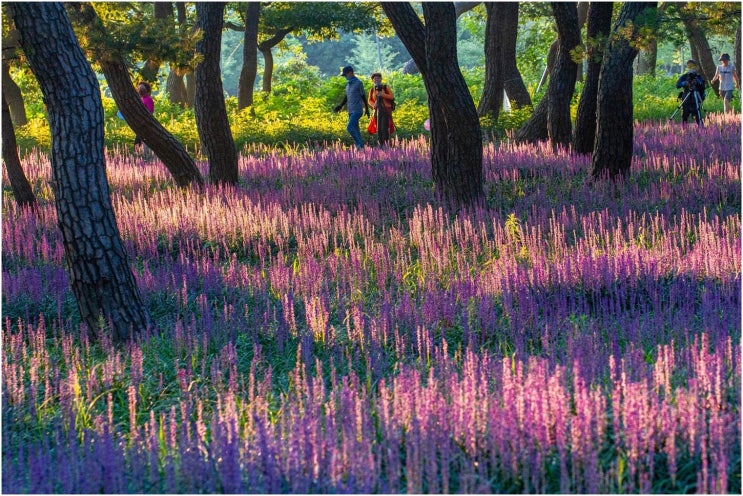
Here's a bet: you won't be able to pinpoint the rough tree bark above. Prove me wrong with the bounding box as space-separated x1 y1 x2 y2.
573 2 613 155
10 2 151 342
237 2 261 109
195 2 239 185
382 2 483 208
2 94 36 208
591 2 656 180
69 3 204 188
547 2 580 149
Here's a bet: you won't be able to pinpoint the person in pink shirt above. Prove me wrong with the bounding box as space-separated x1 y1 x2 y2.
134 81 154 150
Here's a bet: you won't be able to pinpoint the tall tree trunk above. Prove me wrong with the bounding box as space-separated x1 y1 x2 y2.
166 64 188 106
10 2 151 342
166 2 193 108
237 2 261 110
478 2 531 118
2 94 36 208
682 14 717 96
2 62 27 126
576 1 589 82
140 2 173 82
501 3 531 108
477 3 504 121
68 3 203 188
636 38 657 76
736 24 741 85
547 2 580 149
258 29 291 94
591 2 656 180
195 2 238 185
573 2 613 155
382 2 483 208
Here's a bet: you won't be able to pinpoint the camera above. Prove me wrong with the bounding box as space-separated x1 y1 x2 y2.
375 84 383 91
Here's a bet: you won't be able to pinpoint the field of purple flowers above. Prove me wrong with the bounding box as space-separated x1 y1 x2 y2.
2 113 741 494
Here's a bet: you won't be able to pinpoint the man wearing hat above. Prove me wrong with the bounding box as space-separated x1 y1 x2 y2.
675 59 707 125
334 65 370 149
711 53 739 114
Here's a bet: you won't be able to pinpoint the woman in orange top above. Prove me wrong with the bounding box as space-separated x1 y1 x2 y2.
368 72 395 146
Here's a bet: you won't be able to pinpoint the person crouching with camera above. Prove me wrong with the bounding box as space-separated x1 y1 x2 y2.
368 72 395 146
675 59 707 126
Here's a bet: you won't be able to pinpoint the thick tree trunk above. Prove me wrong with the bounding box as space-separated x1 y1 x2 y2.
547 2 580 149
195 2 238 185
573 2 613 155
514 95 549 143
237 2 261 110
591 2 656 180
2 94 36 208
10 2 151 342
2 62 27 126
382 2 482 208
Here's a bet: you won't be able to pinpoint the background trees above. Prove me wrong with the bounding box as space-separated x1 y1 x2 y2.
9 2 151 342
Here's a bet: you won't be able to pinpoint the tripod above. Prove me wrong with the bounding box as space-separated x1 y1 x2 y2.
670 88 704 126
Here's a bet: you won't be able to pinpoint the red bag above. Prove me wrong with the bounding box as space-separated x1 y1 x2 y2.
367 116 377 134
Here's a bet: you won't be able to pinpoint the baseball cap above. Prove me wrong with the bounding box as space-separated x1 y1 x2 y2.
686 59 698 69
341 65 354 76
720 53 730 61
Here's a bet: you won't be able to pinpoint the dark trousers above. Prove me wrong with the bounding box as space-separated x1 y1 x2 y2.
377 107 390 146
681 92 702 125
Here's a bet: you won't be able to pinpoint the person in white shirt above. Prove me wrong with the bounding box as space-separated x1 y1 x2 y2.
710 53 739 114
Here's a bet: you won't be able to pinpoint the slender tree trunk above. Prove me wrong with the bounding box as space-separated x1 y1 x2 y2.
100 58 204 187
238 2 261 110
195 2 238 185
478 2 531 118
591 2 656 179
140 2 173 82
258 29 291 94
576 1 589 82
2 94 36 207
382 2 482 208
500 3 531 108
636 38 657 76
573 2 613 154
547 2 580 149
167 2 194 108
477 3 504 121
683 15 716 96
10 2 151 342
2 62 27 126
735 24 741 86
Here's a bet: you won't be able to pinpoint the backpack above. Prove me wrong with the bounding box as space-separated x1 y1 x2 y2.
383 85 396 111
